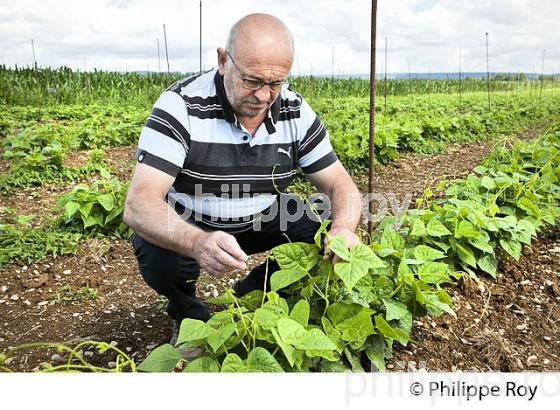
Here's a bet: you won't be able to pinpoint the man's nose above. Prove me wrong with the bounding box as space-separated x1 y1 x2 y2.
253 85 272 102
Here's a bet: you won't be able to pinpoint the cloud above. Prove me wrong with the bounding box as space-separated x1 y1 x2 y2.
0 0 558 73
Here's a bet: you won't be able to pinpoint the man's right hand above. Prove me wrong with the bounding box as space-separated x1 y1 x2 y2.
192 230 248 276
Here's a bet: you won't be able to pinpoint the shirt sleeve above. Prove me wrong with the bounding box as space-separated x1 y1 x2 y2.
136 91 190 177
297 97 338 174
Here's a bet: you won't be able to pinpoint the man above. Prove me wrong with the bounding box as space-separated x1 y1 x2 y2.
123 14 362 345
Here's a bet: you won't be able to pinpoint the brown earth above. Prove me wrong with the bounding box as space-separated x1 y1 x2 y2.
389 229 560 372
0 120 558 372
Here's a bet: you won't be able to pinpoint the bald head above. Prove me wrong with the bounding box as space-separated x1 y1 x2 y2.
217 14 294 119
225 13 294 66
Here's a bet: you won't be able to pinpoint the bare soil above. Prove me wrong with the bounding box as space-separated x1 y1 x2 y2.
1 121 558 372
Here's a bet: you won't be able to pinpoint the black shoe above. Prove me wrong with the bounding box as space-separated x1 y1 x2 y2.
169 319 204 361
170 319 180 346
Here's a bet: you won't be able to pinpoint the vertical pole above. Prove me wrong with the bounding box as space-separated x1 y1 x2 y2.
31 39 37 69
459 52 462 108
157 38 161 73
407 58 413 105
530 65 535 98
539 49 545 103
428 66 431 95
485 32 491 111
199 0 202 73
507 63 512 92
163 24 171 76
331 45 335 80
384 36 387 113
368 0 378 236
83 56 86 72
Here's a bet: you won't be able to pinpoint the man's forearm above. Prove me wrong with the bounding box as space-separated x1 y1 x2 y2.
123 196 204 258
327 179 362 232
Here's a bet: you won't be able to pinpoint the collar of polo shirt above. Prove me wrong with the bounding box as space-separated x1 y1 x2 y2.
214 71 281 135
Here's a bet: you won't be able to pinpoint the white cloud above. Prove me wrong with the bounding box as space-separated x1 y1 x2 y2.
0 0 557 74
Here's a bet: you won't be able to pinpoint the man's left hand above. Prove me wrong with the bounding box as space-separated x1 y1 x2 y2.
323 225 359 265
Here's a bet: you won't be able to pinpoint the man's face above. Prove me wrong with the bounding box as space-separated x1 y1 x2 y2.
219 48 292 119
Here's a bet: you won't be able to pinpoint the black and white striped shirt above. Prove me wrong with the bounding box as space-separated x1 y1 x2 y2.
136 68 337 232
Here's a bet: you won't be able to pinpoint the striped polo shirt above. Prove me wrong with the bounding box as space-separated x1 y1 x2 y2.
136 68 337 232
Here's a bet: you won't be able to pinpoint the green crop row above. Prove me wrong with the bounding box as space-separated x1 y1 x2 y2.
315 90 560 169
2 65 556 106
134 121 559 372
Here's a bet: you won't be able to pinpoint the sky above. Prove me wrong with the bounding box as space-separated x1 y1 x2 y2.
0 0 558 75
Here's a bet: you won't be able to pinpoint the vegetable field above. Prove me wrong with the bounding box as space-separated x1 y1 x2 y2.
1 67 559 372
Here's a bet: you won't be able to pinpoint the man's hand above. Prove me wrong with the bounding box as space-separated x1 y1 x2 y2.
323 225 360 265
192 230 248 276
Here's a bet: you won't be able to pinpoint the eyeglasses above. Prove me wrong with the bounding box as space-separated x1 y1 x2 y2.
226 51 287 93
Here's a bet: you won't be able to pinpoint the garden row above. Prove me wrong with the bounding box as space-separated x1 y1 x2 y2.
1 90 558 194
134 120 560 372
2 66 552 106
0 91 558 268
3 117 556 372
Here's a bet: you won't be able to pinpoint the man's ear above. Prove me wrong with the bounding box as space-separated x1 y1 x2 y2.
217 47 227 75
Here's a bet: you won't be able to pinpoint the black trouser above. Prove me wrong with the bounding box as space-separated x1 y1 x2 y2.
131 197 323 322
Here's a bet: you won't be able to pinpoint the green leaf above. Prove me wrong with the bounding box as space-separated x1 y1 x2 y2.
327 235 351 261
289 299 310 326
271 327 298 368
84 210 104 228
426 218 452 237
220 353 246 372
517 197 540 218
97 193 115 212
410 218 427 237
78 201 94 218
105 207 122 224
344 348 364 372
499 238 522 261
381 227 405 251
365 334 387 372
468 237 495 254
300 328 338 351
137 344 181 372
516 220 534 244
334 261 367 291
254 301 289 330
272 242 320 271
334 244 385 290
351 243 386 268
176 319 215 345
327 303 362 326
480 176 496 191
184 356 220 372
455 242 478 268
417 262 449 284
207 323 237 353
336 308 375 344
314 219 331 247
455 220 481 239
383 299 409 321
270 269 307 291
478 254 498 277
64 201 81 219
374 315 409 346
246 347 284 372
276 318 308 345
413 244 446 261
423 293 456 318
